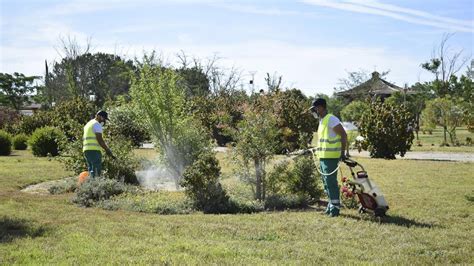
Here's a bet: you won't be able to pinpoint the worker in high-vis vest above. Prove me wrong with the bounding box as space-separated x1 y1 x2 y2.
83 110 115 178
310 98 347 217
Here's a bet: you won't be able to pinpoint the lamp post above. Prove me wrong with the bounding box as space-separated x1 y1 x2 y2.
403 83 408 104
249 71 256 92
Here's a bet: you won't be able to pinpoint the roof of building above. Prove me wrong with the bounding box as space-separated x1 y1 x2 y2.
336 71 415 97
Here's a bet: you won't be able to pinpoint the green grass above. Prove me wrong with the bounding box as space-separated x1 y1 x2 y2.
0 151 473 264
412 126 474 153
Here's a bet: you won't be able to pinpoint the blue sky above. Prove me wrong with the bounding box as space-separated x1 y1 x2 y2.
1 0 472 96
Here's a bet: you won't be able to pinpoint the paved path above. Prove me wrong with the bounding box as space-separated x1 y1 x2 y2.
142 143 473 162
348 150 474 162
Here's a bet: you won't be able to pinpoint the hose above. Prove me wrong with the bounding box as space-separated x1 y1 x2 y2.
309 148 341 176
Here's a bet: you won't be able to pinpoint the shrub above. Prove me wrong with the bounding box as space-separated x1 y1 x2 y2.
267 155 322 203
181 151 234 214
29 127 65 157
15 111 52 135
49 98 97 140
102 138 140 184
291 156 322 200
229 198 264 213
272 89 319 153
267 161 293 195
264 194 309 210
0 130 12 156
359 101 414 159
106 104 150 147
12 133 28 150
72 178 126 207
0 107 20 133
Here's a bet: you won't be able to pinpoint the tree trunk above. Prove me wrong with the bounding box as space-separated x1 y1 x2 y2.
254 159 262 200
415 114 420 140
261 161 266 200
443 126 448 145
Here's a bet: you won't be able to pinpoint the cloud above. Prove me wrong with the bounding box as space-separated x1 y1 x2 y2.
2 38 429 96
302 0 474 33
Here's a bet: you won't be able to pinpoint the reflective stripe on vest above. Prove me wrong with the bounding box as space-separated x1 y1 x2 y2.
83 119 101 152
317 114 341 159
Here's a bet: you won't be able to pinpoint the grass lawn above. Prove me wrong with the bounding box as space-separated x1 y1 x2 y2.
411 126 474 153
1 150 473 264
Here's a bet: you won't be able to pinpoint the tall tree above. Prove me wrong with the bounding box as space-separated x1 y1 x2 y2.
422 97 465 145
0 72 41 111
45 53 134 107
421 33 469 98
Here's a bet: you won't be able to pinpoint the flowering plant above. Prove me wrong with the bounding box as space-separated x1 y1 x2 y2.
340 176 358 209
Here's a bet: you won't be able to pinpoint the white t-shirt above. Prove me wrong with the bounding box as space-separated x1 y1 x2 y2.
92 121 103 134
319 115 341 138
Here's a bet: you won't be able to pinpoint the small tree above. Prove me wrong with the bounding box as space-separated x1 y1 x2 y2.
0 72 41 111
233 95 279 200
422 97 465 145
359 101 414 159
130 60 212 187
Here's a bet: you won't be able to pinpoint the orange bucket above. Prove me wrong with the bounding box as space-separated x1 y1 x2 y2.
78 171 89 185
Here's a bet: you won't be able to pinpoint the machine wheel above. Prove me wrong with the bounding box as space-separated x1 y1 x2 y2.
374 207 386 217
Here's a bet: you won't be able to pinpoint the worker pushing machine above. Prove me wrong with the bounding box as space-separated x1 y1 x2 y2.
82 110 115 178
309 98 347 217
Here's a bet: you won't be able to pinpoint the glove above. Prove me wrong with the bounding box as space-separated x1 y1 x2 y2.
106 149 117 160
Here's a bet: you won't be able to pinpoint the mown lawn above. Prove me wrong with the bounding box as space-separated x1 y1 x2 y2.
411 126 474 153
0 150 473 264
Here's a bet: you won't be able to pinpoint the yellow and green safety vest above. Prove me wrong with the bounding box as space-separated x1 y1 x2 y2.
317 114 342 159
83 119 101 152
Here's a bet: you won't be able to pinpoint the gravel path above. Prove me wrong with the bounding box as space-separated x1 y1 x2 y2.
142 143 473 162
348 150 474 162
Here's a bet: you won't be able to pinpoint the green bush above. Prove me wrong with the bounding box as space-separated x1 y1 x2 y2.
106 104 150 147
102 138 140 184
181 151 235 214
0 107 20 134
228 198 264 213
0 130 12 156
264 194 309 210
14 111 52 135
72 178 126 207
359 101 414 159
272 89 318 153
12 134 28 150
29 127 65 157
49 98 96 140
267 155 322 203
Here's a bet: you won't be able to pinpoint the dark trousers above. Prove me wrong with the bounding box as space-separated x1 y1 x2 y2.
84 150 102 178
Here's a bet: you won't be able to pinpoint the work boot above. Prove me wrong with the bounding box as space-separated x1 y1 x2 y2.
329 206 340 217
324 207 330 215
